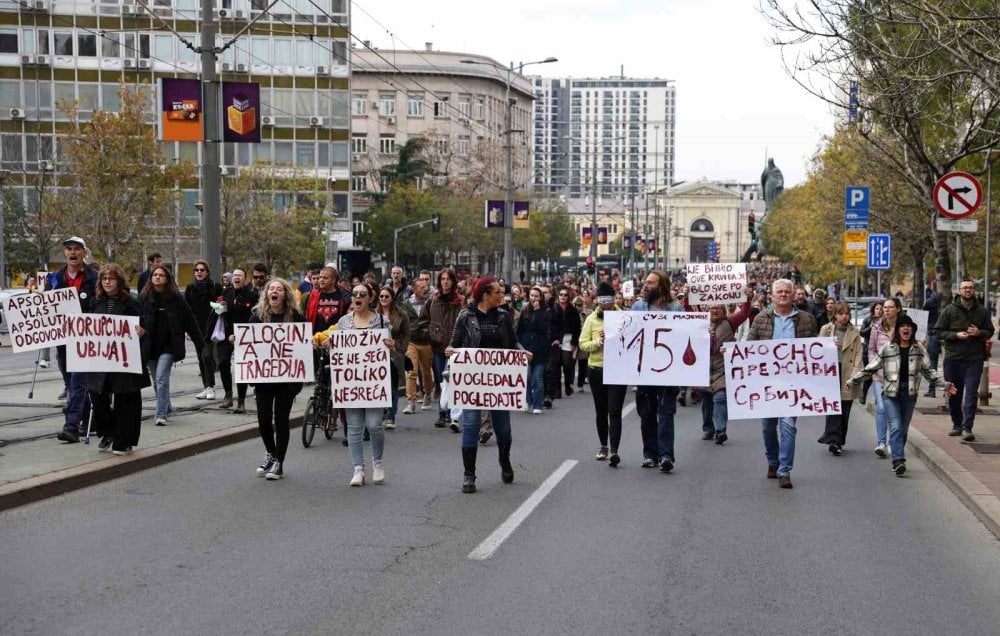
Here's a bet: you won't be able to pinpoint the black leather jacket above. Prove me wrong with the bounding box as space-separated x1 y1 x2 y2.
449 306 522 350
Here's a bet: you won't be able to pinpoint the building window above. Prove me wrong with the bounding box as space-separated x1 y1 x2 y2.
53 32 73 56
433 100 448 118
379 136 396 155
378 93 395 117
407 94 424 117
351 93 367 116
456 136 470 156
351 135 367 154
435 139 449 155
0 29 16 54
77 33 97 57
474 100 485 120
351 175 367 192
458 96 471 119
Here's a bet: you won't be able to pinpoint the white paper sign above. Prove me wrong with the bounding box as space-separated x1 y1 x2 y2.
326 328 392 407
905 309 929 341
449 348 530 411
724 337 842 420
622 280 635 299
603 311 711 386
3 288 82 353
686 263 747 306
234 322 314 384
65 314 142 374
36 272 48 291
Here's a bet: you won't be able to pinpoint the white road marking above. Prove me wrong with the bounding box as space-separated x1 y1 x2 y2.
622 400 636 418
467 459 579 560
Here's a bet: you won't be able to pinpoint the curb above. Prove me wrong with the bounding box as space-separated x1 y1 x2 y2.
0 415 303 512
905 427 1000 539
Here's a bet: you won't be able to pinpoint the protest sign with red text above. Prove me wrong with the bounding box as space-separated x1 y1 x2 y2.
326 328 392 407
3 287 81 353
234 322 314 384
65 313 142 374
686 263 747 307
449 348 530 411
603 311 710 386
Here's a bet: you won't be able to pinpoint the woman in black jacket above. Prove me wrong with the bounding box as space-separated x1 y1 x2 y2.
446 276 531 493
141 266 203 426
515 286 550 414
184 260 224 401
88 263 150 454
205 268 259 412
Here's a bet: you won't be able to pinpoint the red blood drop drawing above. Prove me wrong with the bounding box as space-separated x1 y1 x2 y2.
682 338 697 366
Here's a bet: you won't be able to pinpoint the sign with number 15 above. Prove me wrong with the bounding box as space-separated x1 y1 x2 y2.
603 311 711 386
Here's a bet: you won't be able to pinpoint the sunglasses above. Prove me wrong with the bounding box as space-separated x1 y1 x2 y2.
194 268 207 273
379 294 392 299
352 290 369 298
252 275 265 280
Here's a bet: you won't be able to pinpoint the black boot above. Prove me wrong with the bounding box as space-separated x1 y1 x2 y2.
499 443 514 484
462 447 477 493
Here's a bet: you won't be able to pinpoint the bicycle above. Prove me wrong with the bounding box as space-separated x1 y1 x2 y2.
302 350 339 447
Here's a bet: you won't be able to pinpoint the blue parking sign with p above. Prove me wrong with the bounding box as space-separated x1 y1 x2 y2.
846 186 870 211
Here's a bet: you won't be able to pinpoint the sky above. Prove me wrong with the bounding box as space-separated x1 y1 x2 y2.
350 0 835 187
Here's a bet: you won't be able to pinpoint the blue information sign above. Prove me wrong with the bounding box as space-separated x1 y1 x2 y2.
867 233 891 270
845 186 870 230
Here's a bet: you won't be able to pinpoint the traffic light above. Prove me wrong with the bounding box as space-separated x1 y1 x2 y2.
431 213 441 232
586 256 595 274
748 212 756 237
707 241 717 262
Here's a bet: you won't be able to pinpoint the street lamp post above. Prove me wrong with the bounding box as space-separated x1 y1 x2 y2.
460 56 557 283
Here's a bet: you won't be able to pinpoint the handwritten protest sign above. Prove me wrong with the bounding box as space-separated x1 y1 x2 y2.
449 348 530 411
234 322 314 384
603 311 710 386
3 288 82 353
326 328 391 407
905 308 929 341
686 263 747 306
622 280 635 299
65 314 142 373
724 337 841 420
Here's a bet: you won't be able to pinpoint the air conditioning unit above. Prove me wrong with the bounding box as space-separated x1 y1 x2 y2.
121 5 138 15
39 160 54 171
235 62 248 73
35 54 50 65
220 61 234 73
21 0 48 10
387 116 396 126
123 58 137 69
137 58 152 69
233 9 248 19
351 153 361 161
219 165 237 176
10 108 26 119
309 116 325 127
215 8 230 19
20 54 35 65
261 115 275 126
315 65 328 76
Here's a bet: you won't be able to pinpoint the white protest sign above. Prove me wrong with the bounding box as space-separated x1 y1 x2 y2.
327 328 392 407
724 337 841 420
603 311 711 386
36 272 48 291
622 280 635 299
449 348 530 411
234 322 314 384
905 309 929 341
3 288 82 353
686 263 747 306
65 314 142 374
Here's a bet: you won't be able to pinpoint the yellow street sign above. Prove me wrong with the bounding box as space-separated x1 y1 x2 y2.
844 230 868 266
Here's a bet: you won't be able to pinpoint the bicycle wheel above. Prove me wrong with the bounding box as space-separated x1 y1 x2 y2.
323 407 336 440
302 397 317 447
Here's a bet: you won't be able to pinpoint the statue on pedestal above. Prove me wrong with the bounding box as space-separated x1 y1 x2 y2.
760 158 784 212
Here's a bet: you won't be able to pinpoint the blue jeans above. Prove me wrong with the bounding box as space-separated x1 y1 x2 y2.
433 350 448 417
711 390 728 433
526 361 546 411
761 416 797 476
943 358 984 431
656 386 679 463
462 409 511 449
345 407 384 468
700 392 715 435
872 380 888 445
386 365 399 421
884 394 917 461
926 334 940 371
148 353 175 420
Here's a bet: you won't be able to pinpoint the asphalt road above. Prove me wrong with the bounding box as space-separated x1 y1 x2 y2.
3 387 1000 635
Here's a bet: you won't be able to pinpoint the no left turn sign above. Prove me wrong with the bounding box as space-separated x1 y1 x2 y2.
934 171 982 219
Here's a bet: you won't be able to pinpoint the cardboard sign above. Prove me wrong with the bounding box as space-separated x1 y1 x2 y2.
3 288 82 353
65 314 142 374
326 328 392 407
622 280 635 299
904 308 929 341
234 322 314 384
686 263 747 306
603 311 711 386
449 348 530 411
724 337 841 420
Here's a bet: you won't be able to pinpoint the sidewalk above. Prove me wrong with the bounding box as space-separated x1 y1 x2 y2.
0 342 309 511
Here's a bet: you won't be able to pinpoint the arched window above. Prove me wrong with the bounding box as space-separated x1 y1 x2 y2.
690 218 714 233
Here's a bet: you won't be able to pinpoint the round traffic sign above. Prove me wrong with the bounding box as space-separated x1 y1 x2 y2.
933 171 982 219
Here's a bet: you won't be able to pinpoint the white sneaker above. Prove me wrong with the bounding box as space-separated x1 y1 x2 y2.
384 418 396 430
204 388 216 400
532 409 543 414
874 443 888 458
195 388 209 399
39 359 49 369
350 466 366 487
402 401 416 414
421 396 434 410
155 418 167 426
372 460 385 484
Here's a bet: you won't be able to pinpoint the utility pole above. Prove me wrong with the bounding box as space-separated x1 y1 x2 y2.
653 124 660 270
200 0 221 277
502 62 514 283
0 169 7 288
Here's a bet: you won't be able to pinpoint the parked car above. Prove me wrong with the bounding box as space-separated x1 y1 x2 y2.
0 288 29 334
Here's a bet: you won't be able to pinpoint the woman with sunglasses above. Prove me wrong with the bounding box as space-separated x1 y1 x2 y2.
579 282 627 465
140 265 203 426
184 260 224 402
376 285 409 430
331 283 395 486
446 276 531 493
89 264 150 454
